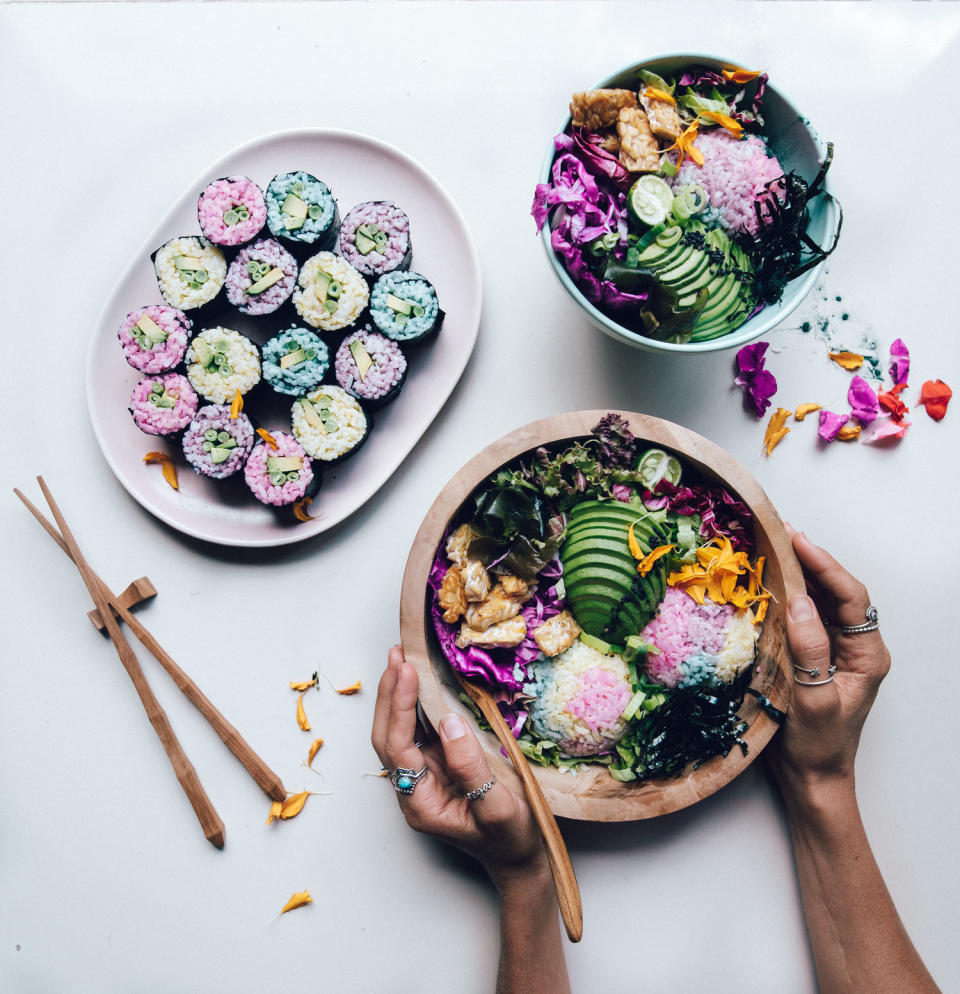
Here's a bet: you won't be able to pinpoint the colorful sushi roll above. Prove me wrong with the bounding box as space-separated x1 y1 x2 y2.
370 271 443 344
262 327 329 397
118 305 192 374
337 201 411 277
292 252 369 333
185 327 261 404
197 176 267 247
182 405 255 480
291 385 369 463
129 373 198 436
265 171 339 249
244 431 315 507
153 236 226 311
225 239 298 316
334 327 407 406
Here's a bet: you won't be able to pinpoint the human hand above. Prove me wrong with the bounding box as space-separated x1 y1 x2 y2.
768 527 891 806
371 646 548 891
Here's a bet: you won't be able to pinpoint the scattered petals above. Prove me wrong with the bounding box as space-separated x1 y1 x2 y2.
230 389 243 419
918 379 952 421
889 339 910 386
828 351 864 371
848 375 879 424
700 110 744 136
335 681 362 696
734 342 778 418
644 85 676 105
635 544 675 576
293 496 317 522
735 342 768 375
280 791 310 819
142 451 179 490
266 800 283 825
280 890 312 914
722 68 763 84
763 407 792 456
817 410 849 443
836 424 861 442
865 419 909 444
878 389 909 422
794 403 821 422
290 674 318 692
296 694 311 731
307 739 324 766
256 427 278 449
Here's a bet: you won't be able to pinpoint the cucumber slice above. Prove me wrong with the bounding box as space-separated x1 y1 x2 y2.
627 175 674 227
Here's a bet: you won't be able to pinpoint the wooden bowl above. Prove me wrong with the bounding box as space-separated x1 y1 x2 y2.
399 411 803 821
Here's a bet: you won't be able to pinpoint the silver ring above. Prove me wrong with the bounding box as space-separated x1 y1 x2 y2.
390 764 428 795
840 605 879 635
793 663 822 678
795 664 837 686
465 776 496 801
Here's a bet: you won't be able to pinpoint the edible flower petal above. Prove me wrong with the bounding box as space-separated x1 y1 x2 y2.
663 119 703 169
722 68 764 84
266 800 283 825
735 341 768 375
889 339 910 386
142 451 179 490
335 681 362 696
918 379 952 421
828 351 863 371
763 407 791 455
256 427 278 449
734 342 778 417
836 424 861 442
230 389 243 419
794 403 821 421
290 675 317 692
636 544 674 576
280 791 310 819
644 85 676 105
296 694 311 731
700 110 744 137
292 496 317 522
848 375 879 424
743 369 778 418
280 891 312 914
878 389 909 422
307 739 324 766
817 410 848 443
865 419 909 444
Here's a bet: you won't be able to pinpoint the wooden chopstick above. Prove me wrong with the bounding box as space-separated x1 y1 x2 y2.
457 674 583 943
15 487 286 804
31 477 226 848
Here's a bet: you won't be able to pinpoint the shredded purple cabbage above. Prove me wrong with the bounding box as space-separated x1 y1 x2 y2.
642 479 753 549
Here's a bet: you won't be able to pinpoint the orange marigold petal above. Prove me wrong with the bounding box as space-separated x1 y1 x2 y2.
296 694 311 731
722 68 763 84
290 675 318 692
280 791 310 819
230 389 243 419
280 890 312 914
644 85 676 105
636 544 674 576
753 599 769 624
336 681 362 696
307 739 324 766
256 427 278 449
142 451 179 490
828 351 864 371
701 110 743 136
293 496 316 523
266 800 283 825
627 521 645 562
836 424 861 441
794 403 821 422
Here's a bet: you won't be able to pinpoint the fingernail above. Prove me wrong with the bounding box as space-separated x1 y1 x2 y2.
783 520 795 536
788 595 815 623
440 713 466 741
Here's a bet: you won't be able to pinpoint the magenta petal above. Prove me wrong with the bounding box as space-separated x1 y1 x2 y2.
889 338 910 386
818 410 848 443
848 375 880 424
865 418 910 444
745 368 778 417
735 341 769 375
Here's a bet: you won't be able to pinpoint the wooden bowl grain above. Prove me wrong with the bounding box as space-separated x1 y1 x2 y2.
399 411 803 821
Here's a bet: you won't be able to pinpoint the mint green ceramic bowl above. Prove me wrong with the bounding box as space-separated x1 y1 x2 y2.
538 54 840 354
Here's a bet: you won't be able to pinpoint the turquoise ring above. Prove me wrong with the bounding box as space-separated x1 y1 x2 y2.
390 764 428 795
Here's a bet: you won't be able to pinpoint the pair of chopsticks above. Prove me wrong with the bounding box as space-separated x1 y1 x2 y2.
15 478 286 848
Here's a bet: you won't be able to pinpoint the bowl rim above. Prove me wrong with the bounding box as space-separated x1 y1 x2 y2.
537 53 840 354
399 411 803 821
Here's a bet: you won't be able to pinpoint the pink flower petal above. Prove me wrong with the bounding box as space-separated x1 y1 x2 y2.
848 375 879 424
864 418 910 444
818 410 848 443
735 342 769 376
889 338 910 386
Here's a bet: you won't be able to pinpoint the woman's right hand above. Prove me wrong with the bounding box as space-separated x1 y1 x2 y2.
768 527 892 805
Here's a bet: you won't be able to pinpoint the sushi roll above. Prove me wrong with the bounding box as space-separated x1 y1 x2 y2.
262 327 329 397
292 252 369 333
265 171 339 249
185 327 261 404
182 405 255 480
370 271 443 344
334 327 407 407
291 385 370 464
197 176 267 247
153 236 226 311
118 305 192 374
129 373 198 436
337 201 411 277
244 431 315 507
225 238 298 316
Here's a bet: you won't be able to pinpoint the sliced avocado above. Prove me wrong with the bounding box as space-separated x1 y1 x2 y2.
174 255 205 272
355 232 377 255
283 215 306 231
312 271 332 303
136 314 168 344
385 294 413 316
349 339 374 381
281 194 309 219
192 339 214 368
658 249 705 286
210 447 232 465
280 348 307 370
266 456 303 473
246 267 285 296
300 398 327 433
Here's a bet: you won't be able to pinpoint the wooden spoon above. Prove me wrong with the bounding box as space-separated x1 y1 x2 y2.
457 673 583 943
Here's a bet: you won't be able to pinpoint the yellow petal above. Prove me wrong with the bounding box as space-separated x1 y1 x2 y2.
764 427 790 456
828 351 864 371
763 407 792 455
290 675 317 692
753 598 769 624
837 424 861 441
230 389 243 419
296 694 311 731
280 890 313 914
336 681 362 696
684 583 707 605
256 427 278 450
627 521 645 561
307 739 324 767
700 110 743 136
794 403 821 422
280 791 310 819
293 496 316 523
142 451 179 490
636 544 674 576
722 68 763 84
266 800 283 825
644 85 676 105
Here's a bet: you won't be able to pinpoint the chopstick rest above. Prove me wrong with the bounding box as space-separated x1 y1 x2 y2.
88 576 157 632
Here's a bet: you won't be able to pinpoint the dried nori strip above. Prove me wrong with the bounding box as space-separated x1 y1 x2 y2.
745 687 786 723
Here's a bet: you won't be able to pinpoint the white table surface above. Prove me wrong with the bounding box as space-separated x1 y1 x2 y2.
2 3 958 992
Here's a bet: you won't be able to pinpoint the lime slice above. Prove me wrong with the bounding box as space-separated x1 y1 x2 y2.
663 456 682 485
628 175 674 227
636 448 670 488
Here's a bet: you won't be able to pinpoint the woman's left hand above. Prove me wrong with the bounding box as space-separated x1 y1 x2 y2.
371 646 547 890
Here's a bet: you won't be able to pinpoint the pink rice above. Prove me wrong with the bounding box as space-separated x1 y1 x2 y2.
182 405 255 480
118 305 191 374
336 201 410 276
334 327 407 402
198 176 267 247
244 431 314 507
225 238 298 316
672 130 784 236
129 373 198 436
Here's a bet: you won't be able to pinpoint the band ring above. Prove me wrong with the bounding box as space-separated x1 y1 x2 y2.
839 605 879 635
390 764 428 795
795 663 837 686
465 776 496 801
